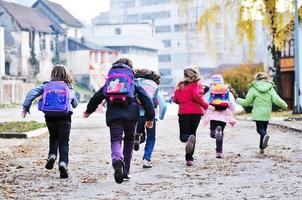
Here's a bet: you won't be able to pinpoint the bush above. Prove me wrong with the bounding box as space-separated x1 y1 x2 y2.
220 63 264 98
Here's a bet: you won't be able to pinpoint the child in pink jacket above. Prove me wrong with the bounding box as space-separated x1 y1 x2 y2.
174 68 208 166
202 74 237 158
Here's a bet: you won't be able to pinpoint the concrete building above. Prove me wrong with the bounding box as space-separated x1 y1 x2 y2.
92 0 257 94
86 22 162 73
67 37 119 91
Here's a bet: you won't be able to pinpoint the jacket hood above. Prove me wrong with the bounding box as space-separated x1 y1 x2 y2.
251 80 273 92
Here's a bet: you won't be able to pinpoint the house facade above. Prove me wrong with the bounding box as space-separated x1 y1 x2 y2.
0 0 63 104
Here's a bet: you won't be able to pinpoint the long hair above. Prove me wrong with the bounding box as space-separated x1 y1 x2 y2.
113 58 134 69
177 67 201 89
51 64 74 85
135 68 161 85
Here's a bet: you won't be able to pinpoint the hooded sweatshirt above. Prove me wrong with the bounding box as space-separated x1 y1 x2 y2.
236 80 288 121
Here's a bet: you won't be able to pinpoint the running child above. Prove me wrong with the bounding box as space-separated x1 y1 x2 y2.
202 74 237 158
236 72 288 154
133 69 167 168
22 64 78 178
83 58 155 184
173 68 208 166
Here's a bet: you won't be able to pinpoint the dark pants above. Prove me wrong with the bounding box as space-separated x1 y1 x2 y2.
109 119 137 176
46 121 71 164
136 116 156 161
255 121 269 149
210 120 226 153
178 114 202 161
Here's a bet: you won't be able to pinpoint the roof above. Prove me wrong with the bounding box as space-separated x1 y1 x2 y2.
33 0 83 28
0 0 54 33
68 37 118 52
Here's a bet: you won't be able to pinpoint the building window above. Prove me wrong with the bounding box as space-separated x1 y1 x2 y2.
39 33 46 50
155 25 171 33
158 54 171 62
162 40 171 48
5 62 10 75
94 52 99 63
115 28 121 35
141 11 171 20
159 68 172 76
140 0 169 6
50 41 54 51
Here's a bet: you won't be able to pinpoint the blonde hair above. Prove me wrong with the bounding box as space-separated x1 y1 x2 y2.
51 64 74 85
177 67 201 88
254 72 270 81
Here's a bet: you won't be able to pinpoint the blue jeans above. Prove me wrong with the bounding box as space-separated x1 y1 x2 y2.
46 121 71 164
137 117 156 161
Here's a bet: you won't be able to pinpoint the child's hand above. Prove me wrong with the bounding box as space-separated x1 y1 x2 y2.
208 105 215 110
83 112 90 118
229 87 238 99
21 110 28 118
145 120 153 128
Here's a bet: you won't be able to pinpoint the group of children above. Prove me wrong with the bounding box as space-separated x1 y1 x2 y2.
22 58 288 184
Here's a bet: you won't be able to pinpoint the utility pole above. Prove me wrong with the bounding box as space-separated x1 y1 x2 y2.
294 0 302 113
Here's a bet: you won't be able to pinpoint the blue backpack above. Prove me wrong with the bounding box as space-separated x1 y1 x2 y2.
38 81 71 115
137 78 159 108
103 63 135 106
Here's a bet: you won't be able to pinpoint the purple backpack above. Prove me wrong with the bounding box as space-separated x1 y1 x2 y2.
104 63 135 106
38 81 71 115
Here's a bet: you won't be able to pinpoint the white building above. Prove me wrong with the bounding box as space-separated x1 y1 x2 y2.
92 0 263 93
86 22 162 73
0 0 60 104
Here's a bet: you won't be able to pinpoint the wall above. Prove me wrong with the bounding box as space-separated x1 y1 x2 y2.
0 26 4 76
67 50 90 75
67 27 82 39
1 79 35 104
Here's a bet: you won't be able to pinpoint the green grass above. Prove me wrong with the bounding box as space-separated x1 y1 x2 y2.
0 104 19 109
0 121 46 133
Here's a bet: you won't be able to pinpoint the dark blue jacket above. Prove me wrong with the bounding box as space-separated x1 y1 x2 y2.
86 81 155 126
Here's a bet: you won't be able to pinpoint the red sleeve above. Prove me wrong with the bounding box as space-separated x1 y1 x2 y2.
173 89 180 104
192 84 209 109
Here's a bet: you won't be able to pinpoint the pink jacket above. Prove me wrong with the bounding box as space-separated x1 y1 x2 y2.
174 82 208 115
202 93 237 126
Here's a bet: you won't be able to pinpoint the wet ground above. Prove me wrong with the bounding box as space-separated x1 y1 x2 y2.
0 104 301 199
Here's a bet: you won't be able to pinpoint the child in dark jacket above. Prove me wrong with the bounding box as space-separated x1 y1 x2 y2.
133 69 167 169
174 68 208 166
22 64 78 178
83 58 155 184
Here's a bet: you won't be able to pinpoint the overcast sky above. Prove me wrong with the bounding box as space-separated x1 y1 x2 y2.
7 0 110 23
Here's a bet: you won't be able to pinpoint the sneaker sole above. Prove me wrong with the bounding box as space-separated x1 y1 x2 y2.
45 157 56 170
185 135 196 154
113 160 124 184
133 134 140 151
59 165 68 179
262 135 270 149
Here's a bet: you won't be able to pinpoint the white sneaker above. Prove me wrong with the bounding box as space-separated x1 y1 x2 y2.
143 159 152 168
